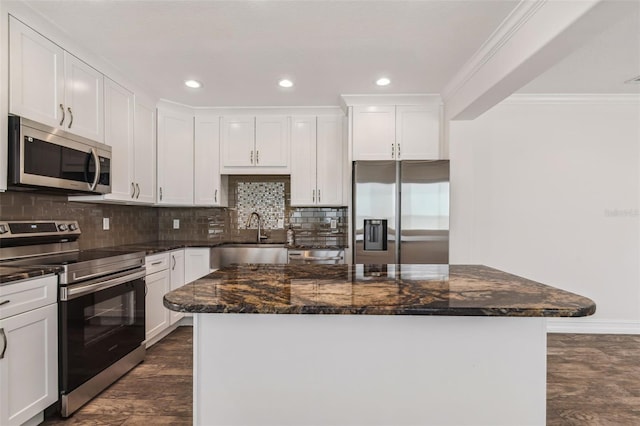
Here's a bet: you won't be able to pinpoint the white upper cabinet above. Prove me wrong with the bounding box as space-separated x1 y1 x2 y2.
255 116 289 168
220 115 290 173
9 16 104 142
157 106 194 205
220 116 255 168
316 116 344 206
9 17 64 129
195 114 227 206
63 52 104 142
133 98 157 204
103 78 134 201
352 101 441 161
395 105 440 160
352 106 395 160
290 115 344 206
290 116 317 206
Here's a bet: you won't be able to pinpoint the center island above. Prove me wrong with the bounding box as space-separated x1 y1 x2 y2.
164 264 595 426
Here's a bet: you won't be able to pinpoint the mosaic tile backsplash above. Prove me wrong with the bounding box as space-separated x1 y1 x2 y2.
237 181 285 229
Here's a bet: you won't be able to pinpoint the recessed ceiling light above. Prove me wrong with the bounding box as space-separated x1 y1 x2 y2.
376 77 391 86
184 79 202 89
278 79 294 88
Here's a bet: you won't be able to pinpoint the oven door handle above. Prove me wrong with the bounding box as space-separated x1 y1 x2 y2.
61 269 146 301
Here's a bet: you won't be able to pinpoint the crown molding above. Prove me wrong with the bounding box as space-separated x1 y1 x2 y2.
441 0 547 102
502 93 640 105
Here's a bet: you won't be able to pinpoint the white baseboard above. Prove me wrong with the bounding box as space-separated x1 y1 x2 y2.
546 318 640 334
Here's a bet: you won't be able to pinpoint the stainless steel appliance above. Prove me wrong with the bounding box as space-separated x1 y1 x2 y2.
0 221 145 417
8 116 112 194
353 160 449 264
288 249 345 264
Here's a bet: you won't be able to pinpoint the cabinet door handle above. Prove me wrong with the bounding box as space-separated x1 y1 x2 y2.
318 190 321 203
67 107 74 128
159 187 163 201
59 104 66 126
391 143 395 159
0 328 6 360
131 182 135 198
144 283 148 297
256 150 259 164
397 143 400 159
0 300 10 306
151 261 163 266
172 255 176 270
136 183 140 199
214 189 218 203
312 190 315 202
250 151 253 164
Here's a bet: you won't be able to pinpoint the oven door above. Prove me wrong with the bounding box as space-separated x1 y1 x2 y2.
59 268 145 393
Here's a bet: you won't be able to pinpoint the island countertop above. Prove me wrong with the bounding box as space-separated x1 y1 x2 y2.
163 264 595 317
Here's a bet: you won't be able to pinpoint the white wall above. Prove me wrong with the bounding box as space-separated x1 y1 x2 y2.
450 95 640 333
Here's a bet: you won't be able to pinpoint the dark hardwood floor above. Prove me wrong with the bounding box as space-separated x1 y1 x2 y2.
43 327 193 426
44 327 640 425
547 333 640 425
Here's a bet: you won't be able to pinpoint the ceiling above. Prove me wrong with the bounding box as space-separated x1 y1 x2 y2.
18 0 640 107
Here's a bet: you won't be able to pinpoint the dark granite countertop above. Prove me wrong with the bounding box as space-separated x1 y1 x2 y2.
164 264 596 317
0 265 63 284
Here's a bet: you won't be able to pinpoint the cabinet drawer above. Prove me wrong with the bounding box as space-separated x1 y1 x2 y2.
145 253 170 274
0 274 57 320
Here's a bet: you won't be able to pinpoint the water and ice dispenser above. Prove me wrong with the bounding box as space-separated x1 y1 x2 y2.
363 219 388 251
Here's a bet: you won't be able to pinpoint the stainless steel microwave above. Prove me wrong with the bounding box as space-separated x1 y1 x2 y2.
8 116 112 194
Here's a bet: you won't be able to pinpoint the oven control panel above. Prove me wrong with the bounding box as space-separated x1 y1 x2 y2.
0 220 81 239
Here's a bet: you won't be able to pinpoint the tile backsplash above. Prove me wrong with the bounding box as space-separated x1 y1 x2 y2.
0 179 348 249
237 181 285 229
0 191 158 250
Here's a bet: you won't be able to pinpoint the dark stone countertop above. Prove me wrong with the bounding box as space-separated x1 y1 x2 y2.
0 265 63 284
164 264 596 317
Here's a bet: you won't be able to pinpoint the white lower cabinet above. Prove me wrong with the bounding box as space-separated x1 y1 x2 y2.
169 250 186 325
185 248 211 283
145 248 210 344
0 275 58 426
145 253 171 345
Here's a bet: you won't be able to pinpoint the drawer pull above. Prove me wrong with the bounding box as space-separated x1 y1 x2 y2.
0 328 6 360
150 261 163 266
0 300 10 306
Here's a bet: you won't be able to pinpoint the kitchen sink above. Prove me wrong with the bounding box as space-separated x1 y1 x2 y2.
211 244 287 268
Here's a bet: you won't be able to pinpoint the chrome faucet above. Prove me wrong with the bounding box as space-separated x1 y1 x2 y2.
246 212 268 243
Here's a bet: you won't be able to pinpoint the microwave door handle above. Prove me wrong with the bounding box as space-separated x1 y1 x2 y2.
88 148 100 191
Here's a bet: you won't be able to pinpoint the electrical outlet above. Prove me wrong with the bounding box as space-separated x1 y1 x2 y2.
330 219 337 229
102 217 110 231
277 218 284 228
173 219 180 229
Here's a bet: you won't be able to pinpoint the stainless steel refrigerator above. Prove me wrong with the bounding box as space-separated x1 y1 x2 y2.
352 160 449 264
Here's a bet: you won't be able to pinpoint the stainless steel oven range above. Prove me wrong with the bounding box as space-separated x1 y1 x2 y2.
0 220 146 417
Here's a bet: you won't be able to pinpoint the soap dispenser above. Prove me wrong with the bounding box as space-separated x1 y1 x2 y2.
287 224 295 246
